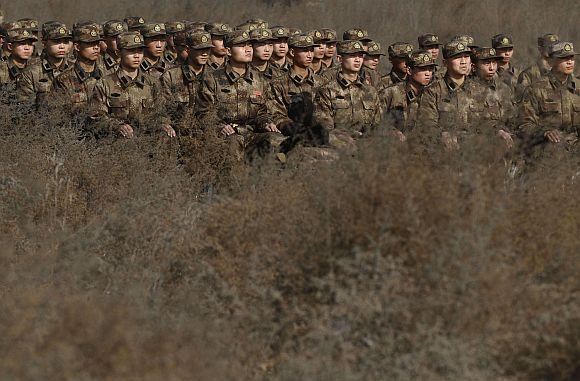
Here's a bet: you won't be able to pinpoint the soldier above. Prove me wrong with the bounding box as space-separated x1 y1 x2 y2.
17 18 40 57
378 42 414 89
361 40 384 87
196 30 276 159
269 26 292 73
492 33 519 92
124 16 146 32
0 28 37 86
101 20 128 76
250 28 280 81
17 22 73 103
160 31 214 127
205 22 232 70
314 40 382 148
380 50 436 141
517 33 559 93
139 23 170 80
171 29 189 66
321 28 338 69
55 24 103 108
468 47 515 147
416 40 473 149
267 33 327 133
1 21 22 60
342 28 372 50
308 29 326 74
517 42 579 153
164 21 186 64
89 31 175 139
418 33 443 80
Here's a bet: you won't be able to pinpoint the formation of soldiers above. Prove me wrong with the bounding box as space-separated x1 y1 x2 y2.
0 16 578 163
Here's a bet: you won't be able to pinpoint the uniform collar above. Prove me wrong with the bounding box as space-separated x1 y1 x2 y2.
116 68 147 88
389 70 406 84
224 63 254 83
404 81 421 103
74 61 102 82
443 75 467 92
548 71 576 92
337 69 364 88
103 53 119 69
289 67 315 85
41 54 71 73
182 63 205 82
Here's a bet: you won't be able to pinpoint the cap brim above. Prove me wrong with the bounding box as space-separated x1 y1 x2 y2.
421 42 441 47
551 52 579 57
366 52 385 56
191 43 214 49
290 44 318 48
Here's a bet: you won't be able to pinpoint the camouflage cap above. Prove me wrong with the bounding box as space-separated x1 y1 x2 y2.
186 21 208 32
288 33 317 48
124 16 146 31
173 31 188 46
186 31 214 50
17 18 40 33
452 34 477 48
73 24 102 43
270 26 290 39
117 31 145 49
289 28 302 36
43 23 72 41
7 28 38 43
418 33 441 47
538 33 559 48
443 40 472 59
407 50 437 68
337 40 366 55
250 28 274 42
104 20 128 37
245 18 268 29
388 42 414 59
366 40 385 56
491 34 514 49
307 29 326 44
205 22 233 36
473 47 501 61
236 21 259 32
548 42 578 58
140 23 167 38
342 28 371 42
166 21 186 35
321 28 338 43
224 30 253 47
0 22 23 37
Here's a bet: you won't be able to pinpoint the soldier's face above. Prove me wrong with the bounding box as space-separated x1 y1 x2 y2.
341 52 364 73
445 53 471 76
410 66 433 86
475 59 498 80
313 43 325 59
190 48 210 66
8 40 35 60
426 47 439 61
325 42 336 58
253 41 273 62
496 48 513 64
228 43 253 63
551 56 575 75
44 39 70 59
391 57 407 74
272 39 288 58
75 41 101 62
120 48 144 69
363 55 380 70
211 36 228 56
145 37 166 58
290 47 314 68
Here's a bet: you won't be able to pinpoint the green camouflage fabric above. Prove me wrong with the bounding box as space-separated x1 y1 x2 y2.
517 73 580 147
89 68 167 135
54 61 103 107
497 63 520 92
103 20 128 37
252 61 284 81
378 70 407 90
267 66 327 128
418 33 440 48
124 17 146 31
380 81 424 133
314 68 382 147
17 54 73 102
517 58 551 95
0 58 27 86
99 53 120 76
140 55 172 80
466 75 516 132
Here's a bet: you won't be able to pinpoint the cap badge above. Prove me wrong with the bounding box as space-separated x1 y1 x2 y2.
138 18 144 24
177 24 183 30
31 21 38 28
423 54 430 63
357 31 364 38
116 24 123 31
90 30 98 37
306 36 312 43
221 24 228 30
457 43 465 50
277 28 284 35
154 24 161 32
430 35 437 41
315 31 321 38
564 43 572 51
134 36 141 43
354 42 361 49
59 27 66 35
23 30 30 37
549 36 556 42
201 35 208 42
242 31 249 38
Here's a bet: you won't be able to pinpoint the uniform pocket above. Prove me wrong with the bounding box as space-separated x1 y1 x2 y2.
331 98 350 109
572 101 580 126
539 99 560 114
107 93 129 118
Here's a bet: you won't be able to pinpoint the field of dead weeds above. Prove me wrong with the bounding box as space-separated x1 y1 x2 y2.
0 89 579 380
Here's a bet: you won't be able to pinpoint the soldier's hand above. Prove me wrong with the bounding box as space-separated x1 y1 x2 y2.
162 124 177 138
391 130 406 142
545 130 562 144
119 124 134 139
221 124 236 137
498 129 514 148
442 132 459 150
264 123 281 133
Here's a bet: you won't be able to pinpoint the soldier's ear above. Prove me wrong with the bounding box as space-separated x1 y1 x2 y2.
74 42 80 52
226 46 232 57
288 47 295 59
6 42 13 52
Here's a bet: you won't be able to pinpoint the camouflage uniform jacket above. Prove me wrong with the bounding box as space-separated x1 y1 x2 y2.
517 73 580 142
497 62 520 92
361 66 381 87
207 56 227 71
269 58 292 73
196 63 272 131
99 53 120 76
160 63 208 124
0 58 26 85
416 75 474 133
518 58 551 89
267 66 326 127
321 66 376 87
140 55 171 80
380 81 423 133
17 55 72 101
55 62 103 106
89 68 167 132
251 61 283 82
466 76 516 132
164 50 177 65
378 70 407 90
314 69 382 133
